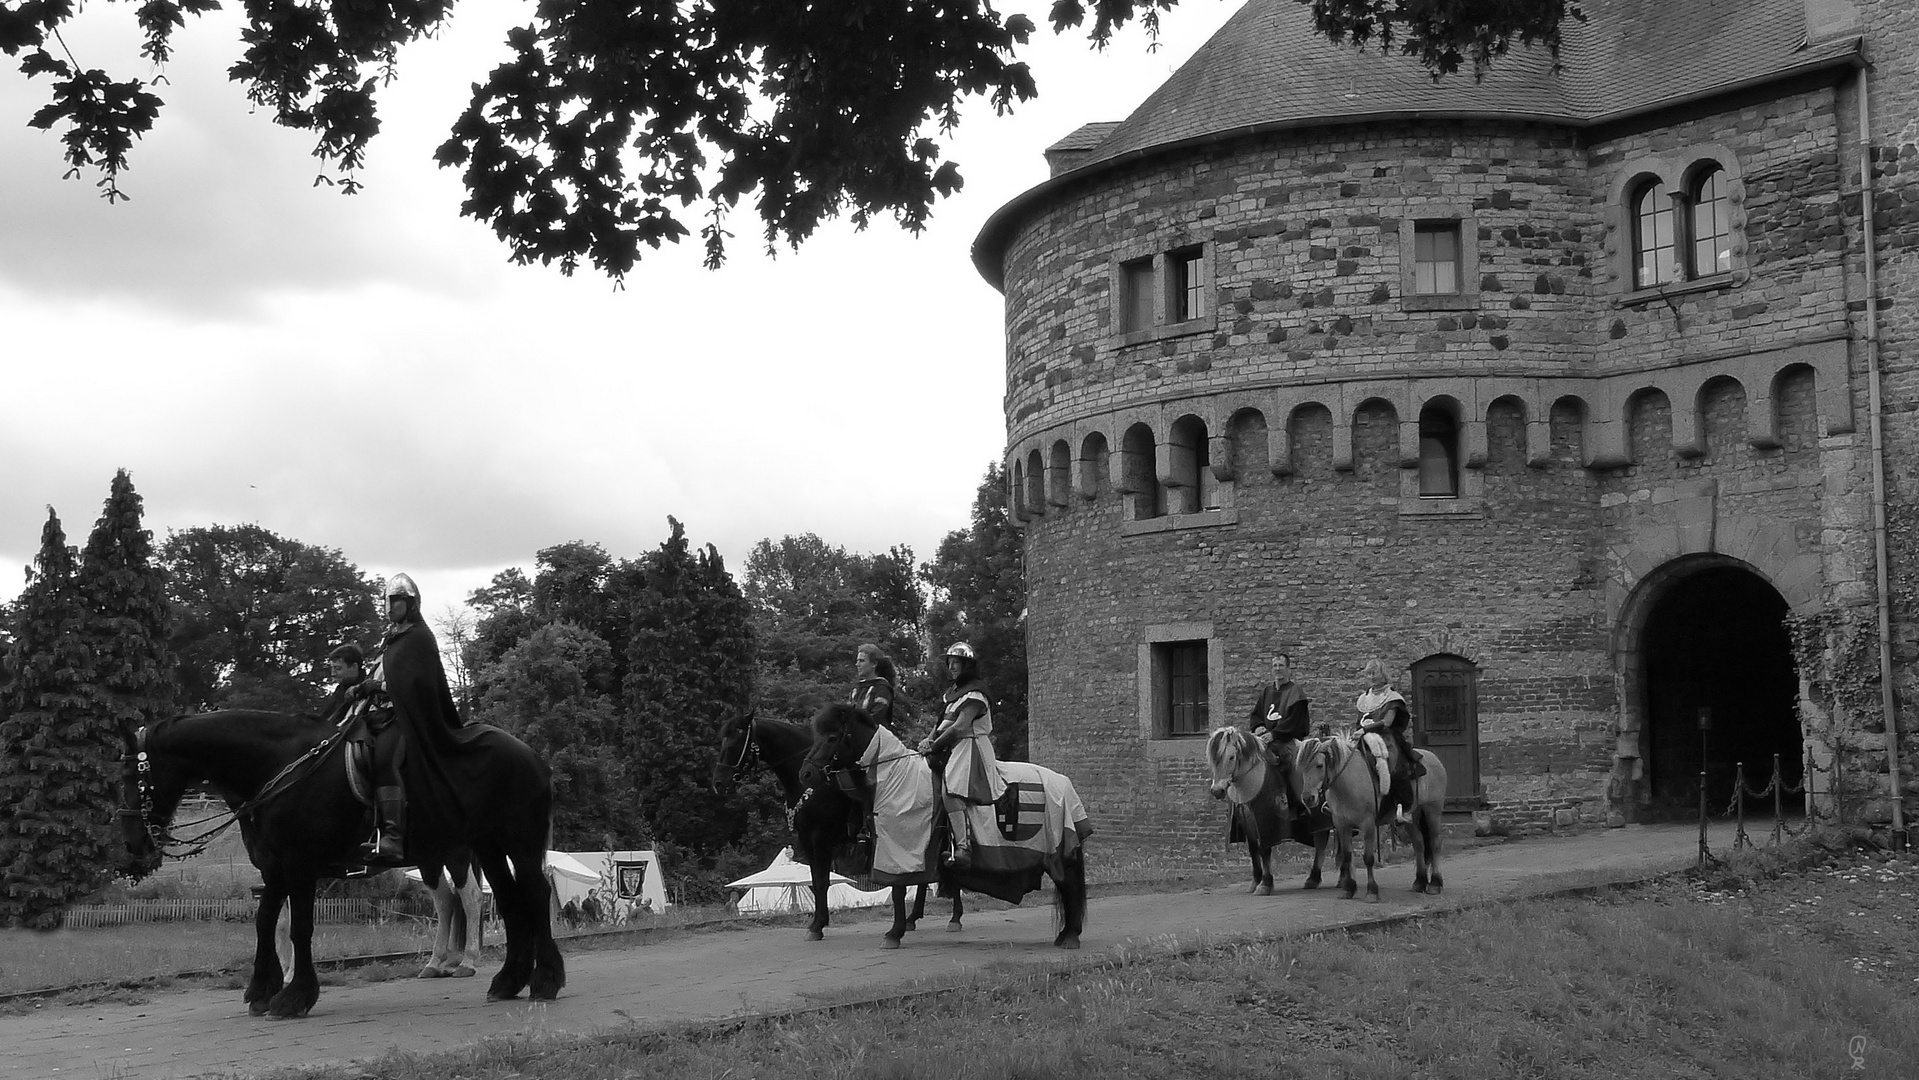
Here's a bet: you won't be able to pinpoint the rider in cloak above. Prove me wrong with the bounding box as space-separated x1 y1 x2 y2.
348 574 476 865
1248 652 1312 829
1355 658 1425 824
917 642 1006 869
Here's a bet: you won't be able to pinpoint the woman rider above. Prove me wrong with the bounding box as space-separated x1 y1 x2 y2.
916 642 1005 868
1355 657 1425 823
850 643 903 735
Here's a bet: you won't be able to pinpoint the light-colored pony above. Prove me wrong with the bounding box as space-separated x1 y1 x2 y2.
1205 726 1331 893
419 859 486 978
1295 733 1447 902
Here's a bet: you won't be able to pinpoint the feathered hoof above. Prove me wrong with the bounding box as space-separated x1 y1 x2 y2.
806 928 824 941
1255 882 1273 896
945 921 963 933
248 999 271 1017
880 935 902 950
486 989 522 1002
418 965 451 979
1054 932 1080 950
449 965 477 978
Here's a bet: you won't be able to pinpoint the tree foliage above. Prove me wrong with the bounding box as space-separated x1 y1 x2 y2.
744 534 925 726
922 464 1028 760
6 0 1579 276
0 509 112 927
159 525 382 713
79 470 178 733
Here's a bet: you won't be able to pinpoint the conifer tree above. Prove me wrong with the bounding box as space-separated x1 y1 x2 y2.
0 509 111 927
621 518 768 864
79 470 177 880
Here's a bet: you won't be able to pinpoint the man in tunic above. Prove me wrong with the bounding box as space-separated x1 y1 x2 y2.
1249 652 1312 830
347 573 467 865
317 643 369 728
917 642 1005 869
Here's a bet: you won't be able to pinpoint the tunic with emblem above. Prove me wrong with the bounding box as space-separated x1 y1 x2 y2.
938 684 1007 805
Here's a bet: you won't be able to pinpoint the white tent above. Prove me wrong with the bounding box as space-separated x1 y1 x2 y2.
726 848 891 914
403 851 625 905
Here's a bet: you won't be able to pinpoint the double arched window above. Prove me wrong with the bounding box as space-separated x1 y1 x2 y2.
1631 164 1733 290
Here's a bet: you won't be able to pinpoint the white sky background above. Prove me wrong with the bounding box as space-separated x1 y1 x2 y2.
0 0 1241 614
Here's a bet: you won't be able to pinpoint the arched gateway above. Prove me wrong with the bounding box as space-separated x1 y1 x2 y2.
1615 556 1805 818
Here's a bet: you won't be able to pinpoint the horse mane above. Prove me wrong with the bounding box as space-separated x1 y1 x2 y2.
1205 726 1248 770
809 702 869 736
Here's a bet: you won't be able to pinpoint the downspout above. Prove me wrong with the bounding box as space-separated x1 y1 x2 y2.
1858 63 1909 846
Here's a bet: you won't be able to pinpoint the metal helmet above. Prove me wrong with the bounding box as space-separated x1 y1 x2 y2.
944 641 976 661
385 574 421 602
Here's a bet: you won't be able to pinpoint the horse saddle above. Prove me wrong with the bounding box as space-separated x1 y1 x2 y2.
1355 732 1394 811
337 715 378 808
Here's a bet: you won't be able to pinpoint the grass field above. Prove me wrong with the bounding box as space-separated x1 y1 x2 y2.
167 837 1919 1080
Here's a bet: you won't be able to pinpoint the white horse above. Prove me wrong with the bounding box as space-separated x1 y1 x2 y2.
261 858 485 977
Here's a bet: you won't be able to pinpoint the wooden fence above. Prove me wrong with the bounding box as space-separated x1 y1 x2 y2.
63 897 432 929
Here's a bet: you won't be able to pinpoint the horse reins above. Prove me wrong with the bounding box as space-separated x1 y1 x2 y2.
125 720 352 859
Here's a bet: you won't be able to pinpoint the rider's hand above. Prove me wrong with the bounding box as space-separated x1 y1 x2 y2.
916 738 934 754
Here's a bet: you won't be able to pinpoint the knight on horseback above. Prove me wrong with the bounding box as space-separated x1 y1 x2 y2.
916 641 1005 870
351 573 463 866
1355 658 1425 825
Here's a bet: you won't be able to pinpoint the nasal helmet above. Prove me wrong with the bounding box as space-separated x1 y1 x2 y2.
943 641 976 661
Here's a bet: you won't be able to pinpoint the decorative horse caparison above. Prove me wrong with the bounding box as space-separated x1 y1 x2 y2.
119 710 564 1017
1295 733 1448 903
800 703 1089 950
1204 726 1333 893
710 712 952 938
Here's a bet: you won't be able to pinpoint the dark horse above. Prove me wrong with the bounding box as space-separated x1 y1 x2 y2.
119 710 564 1017
799 703 1088 950
710 712 951 939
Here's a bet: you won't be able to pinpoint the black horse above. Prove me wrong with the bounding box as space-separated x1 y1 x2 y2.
119 710 564 1017
711 712 952 939
799 703 1089 950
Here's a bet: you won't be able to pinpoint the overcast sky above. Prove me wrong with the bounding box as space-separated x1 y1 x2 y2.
0 1 1241 615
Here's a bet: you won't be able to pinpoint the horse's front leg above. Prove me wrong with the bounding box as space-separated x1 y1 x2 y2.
421 872 456 978
882 886 909 948
267 875 321 1018
905 884 926 931
948 889 963 933
1361 823 1381 904
1303 828 1325 890
806 840 831 941
1254 842 1275 896
246 880 288 1015
1336 828 1358 900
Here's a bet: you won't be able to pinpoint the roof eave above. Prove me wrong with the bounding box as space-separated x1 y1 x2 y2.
971 42 1865 292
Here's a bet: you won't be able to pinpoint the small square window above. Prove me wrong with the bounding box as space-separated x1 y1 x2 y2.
1157 640 1209 736
1413 222 1461 295
1121 258 1155 333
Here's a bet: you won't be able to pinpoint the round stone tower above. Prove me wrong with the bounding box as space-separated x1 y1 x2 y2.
971 0 1898 849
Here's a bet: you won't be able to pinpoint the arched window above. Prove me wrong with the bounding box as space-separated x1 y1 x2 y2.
1166 415 1208 514
1418 406 1460 498
1633 180 1678 288
1690 167 1731 278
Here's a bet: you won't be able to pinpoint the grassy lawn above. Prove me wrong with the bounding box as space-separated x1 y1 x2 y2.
198 838 1919 1080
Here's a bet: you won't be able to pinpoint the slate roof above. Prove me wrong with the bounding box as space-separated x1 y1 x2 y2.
974 0 1863 286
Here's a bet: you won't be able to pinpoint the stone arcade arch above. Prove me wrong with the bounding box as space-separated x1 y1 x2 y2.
1616 556 1804 817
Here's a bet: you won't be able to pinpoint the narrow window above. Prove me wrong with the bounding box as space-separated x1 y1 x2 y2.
1160 640 1210 736
1690 167 1730 278
1633 181 1678 288
1171 247 1204 322
1412 222 1461 295
1418 407 1460 498
1121 258 1155 333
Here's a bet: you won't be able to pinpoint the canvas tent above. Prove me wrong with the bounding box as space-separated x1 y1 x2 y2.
404 849 665 915
726 848 890 914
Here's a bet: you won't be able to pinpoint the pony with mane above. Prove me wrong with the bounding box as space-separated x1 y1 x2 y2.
1205 725 1332 893
1295 732 1447 902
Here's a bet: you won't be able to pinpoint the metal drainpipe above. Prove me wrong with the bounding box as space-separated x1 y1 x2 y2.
1858 62 1909 847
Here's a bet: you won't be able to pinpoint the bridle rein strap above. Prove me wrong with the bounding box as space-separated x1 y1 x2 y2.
127 721 351 859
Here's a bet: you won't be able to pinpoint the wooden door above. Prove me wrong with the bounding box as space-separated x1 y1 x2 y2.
1411 655 1482 809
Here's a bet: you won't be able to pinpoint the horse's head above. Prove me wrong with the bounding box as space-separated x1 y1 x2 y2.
1205 726 1254 800
711 710 757 791
116 721 177 880
799 703 874 791
1295 737 1337 813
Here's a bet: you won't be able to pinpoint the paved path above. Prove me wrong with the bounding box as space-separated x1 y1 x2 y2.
2 823 1733 1079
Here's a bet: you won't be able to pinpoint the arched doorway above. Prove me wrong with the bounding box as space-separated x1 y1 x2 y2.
1637 562 1803 815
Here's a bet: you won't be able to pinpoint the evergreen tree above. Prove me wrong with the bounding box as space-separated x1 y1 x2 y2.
922 465 1029 760
0 509 112 927
80 470 178 734
622 518 773 864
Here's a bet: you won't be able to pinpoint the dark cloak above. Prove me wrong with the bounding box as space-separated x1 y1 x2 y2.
1250 680 1311 740
377 618 532 858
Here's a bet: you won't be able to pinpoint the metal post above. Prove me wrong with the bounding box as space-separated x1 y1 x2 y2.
1698 769 1711 864
1734 761 1750 850
1773 753 1785 847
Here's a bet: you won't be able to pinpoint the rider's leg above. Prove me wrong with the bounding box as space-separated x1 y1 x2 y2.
366 726 407 862
944 794 972 868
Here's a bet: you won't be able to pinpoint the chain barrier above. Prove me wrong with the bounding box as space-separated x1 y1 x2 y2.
1700 753 1838 865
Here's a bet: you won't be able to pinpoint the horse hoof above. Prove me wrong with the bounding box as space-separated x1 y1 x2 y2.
1303 875 1321 890
946 921 962 933
806 929 824 942
418 966 450 979
881 936 902 950
486 990 522 1003
248 1000 270 1017
1054 934 1080 950
1429 885 1444 896
449 965 477 978
1255 882 1273 897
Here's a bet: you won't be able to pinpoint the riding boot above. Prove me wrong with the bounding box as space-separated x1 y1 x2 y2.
946 808 972 869
362 785 407 865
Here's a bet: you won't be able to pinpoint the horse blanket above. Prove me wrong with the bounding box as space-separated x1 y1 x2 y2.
862 726 1092 889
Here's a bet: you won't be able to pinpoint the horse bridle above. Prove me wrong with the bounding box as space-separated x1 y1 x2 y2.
121 718 349 860
728 717 760 783
1305 737 1359 809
